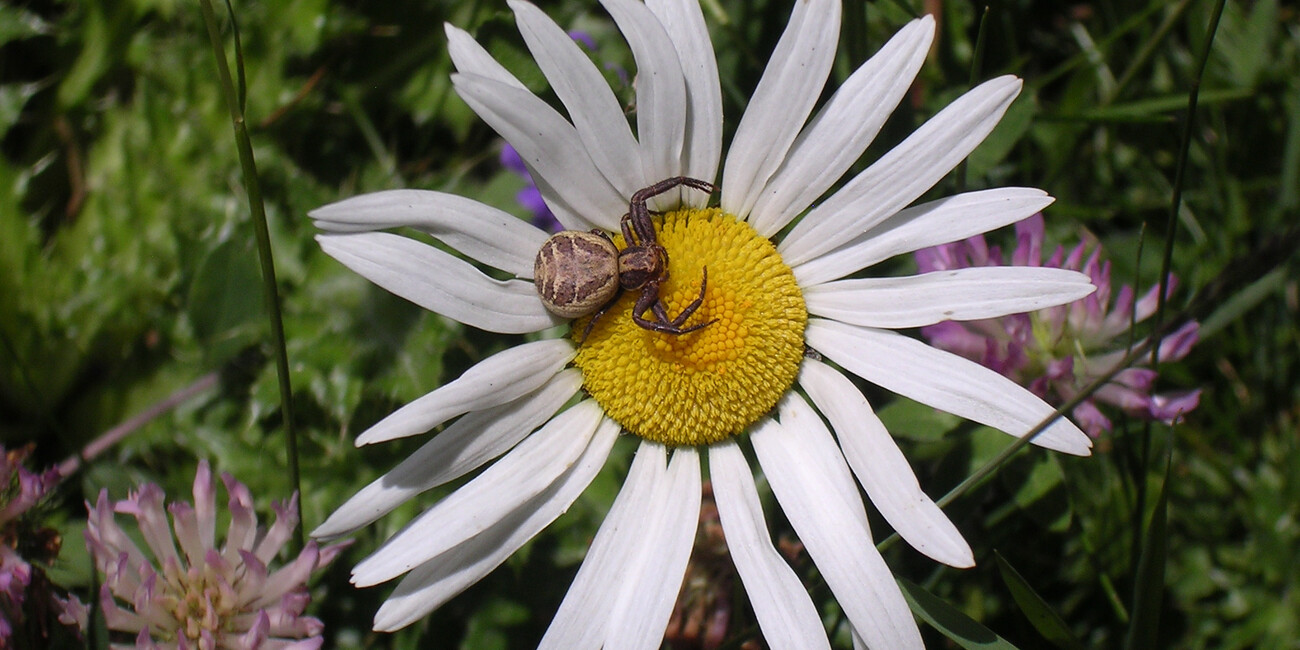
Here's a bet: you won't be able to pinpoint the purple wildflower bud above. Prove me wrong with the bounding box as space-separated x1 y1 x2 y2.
500 143 562 233
915 214 1201 436
568 30 597 51
83 460 350 648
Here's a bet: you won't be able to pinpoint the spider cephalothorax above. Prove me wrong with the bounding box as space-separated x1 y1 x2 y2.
534 176 718 341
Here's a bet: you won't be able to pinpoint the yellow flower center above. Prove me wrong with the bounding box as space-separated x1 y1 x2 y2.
573 208 806 446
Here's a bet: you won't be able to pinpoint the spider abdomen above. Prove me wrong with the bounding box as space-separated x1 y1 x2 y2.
534 231 620 318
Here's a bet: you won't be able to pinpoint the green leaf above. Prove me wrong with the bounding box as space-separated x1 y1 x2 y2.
187 238 265 364
877 396 963 443
994 551 1086 650
966 89 1038 179
1054 88 1253 123
898 577 1020 650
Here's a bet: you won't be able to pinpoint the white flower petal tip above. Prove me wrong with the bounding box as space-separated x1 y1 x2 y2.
805 267 1097 329
752 408 925 649
351 401 606 588
793 187 1057 287
748 13 936 237
312 370 583 541
511 0 646 198
721 0 842 218
779 74 1025 268
710 441 832 646
798 359 973 568
600 0 689 191
364 417 619 631
309 190 548 279
807 320 1093 457
450 72 625 231
315 232 562 336
354 339 575 446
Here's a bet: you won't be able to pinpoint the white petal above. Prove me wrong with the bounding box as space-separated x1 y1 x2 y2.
804 267 1097 329
541 441 670 650
798 359 973 567
353 401 605 587
310 189 549 278
453 73 626 231
721 0 841 218
780 76 1023 267
792 188 1055 287
355 339 575 445
446 24 616 231
605 447 701 650
645 0 722 189
710 440 831 648
752 399 924 650
370 417 620 631
806 319 1093 455
312 369 583 539
511 0 645 198
316 232 561 335
601 0 687 194
445 23 528 89
748 16 935 237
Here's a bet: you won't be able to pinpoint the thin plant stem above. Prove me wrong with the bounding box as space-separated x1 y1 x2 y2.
1151 0 1227 370
197 0 303 551
58 372 221 478
955 5 990 193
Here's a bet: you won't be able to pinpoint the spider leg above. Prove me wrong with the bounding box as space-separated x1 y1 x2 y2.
631 284 689 334
619 214 639 246
627 177 717 245
633 274 718 335
630 177 716 206
628 200 655 245
667 267 714 328
577 289 623 344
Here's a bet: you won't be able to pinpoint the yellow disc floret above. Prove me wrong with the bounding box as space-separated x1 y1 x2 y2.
573 208 806 446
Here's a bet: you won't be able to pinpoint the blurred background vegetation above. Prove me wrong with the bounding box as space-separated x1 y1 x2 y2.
1 0 1297 647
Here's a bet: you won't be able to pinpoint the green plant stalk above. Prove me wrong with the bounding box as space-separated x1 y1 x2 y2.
198 0 303 550
1152 0 1227 369
1127 0 1225 640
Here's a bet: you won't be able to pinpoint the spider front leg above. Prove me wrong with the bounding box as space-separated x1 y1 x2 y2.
634 270 717 335
650 267 716 329
626 176 716 245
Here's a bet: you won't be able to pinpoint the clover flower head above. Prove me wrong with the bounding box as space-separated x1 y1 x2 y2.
916 213 1201 435
1 444 72 648
85 461 347 650
310 0 1099 645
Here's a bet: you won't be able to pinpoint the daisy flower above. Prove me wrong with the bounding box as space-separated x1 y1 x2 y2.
915 213 1201 436
310 0 1096 646
85 461 347 649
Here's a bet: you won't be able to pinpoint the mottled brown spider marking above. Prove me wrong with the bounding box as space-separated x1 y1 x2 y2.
534 230 620 318
617 245 667 290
